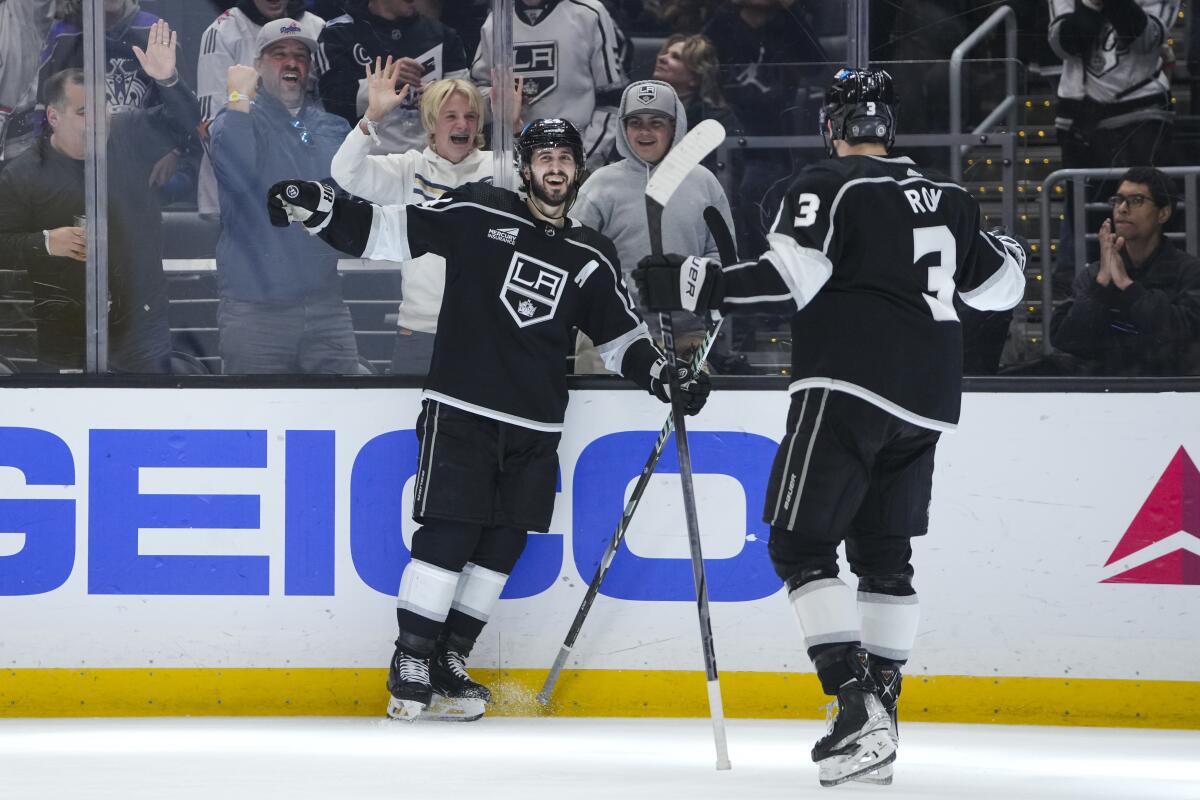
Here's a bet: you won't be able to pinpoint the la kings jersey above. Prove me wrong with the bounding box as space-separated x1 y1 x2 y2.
1049 0 1179 122
473 0 626 166
721 155 1025 431
321 182 661 431
318 3 468 153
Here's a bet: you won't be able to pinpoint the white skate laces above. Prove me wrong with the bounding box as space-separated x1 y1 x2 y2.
397 654 430 686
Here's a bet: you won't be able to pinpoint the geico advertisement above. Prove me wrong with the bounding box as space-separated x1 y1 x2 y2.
0 389 1195 680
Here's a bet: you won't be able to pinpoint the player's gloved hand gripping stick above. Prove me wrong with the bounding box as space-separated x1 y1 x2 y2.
535 207 732 721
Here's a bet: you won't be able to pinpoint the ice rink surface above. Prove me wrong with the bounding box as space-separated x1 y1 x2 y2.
2 717 1197 800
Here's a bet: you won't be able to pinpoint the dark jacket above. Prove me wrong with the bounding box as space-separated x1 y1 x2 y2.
208 90 350 303
0 77 200 369
1050 238 1200 376
316 0 468 129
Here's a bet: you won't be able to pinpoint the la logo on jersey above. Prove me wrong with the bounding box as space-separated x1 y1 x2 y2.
500 252 568 327
1101 447 1200 585
515 41 558 104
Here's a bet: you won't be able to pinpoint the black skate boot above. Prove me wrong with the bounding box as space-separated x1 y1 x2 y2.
386 645 432 722
432 648 492 703
423 648 489 722
811 649 895 787
855 658 902 785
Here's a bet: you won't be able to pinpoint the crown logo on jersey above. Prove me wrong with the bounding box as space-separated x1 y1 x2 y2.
517 299 537 318
636 84 657 105
1100 447 1200 585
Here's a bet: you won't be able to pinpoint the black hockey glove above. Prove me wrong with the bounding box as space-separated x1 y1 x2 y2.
651 363 711 416
633 254 724 313
988 226 1029 271
267 180 335 233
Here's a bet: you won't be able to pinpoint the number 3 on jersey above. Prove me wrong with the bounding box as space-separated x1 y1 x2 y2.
913 225 959 321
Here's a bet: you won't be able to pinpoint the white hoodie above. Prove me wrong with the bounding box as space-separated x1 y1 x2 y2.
330 123 492 333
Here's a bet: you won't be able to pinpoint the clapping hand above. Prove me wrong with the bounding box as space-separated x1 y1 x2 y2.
364 56 412 123
132 19 177 83
1097 218 1129 289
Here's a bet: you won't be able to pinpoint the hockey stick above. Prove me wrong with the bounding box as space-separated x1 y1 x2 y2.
648 119 731 771
538 203 734 705
534 205 735 709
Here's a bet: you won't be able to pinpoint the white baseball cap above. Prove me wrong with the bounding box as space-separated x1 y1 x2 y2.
255 18 318 57
620 81 677 121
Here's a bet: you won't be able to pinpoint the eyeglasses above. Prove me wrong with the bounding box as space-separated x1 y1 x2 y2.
1107 193 1150 209
290 118 313 146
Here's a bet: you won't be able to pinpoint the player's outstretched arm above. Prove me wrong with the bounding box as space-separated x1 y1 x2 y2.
267 179 411 261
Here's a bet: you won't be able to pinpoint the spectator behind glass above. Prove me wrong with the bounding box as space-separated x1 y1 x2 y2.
330 70 498 375
318 0 468 156
0 24 200 373
209 18 357 374
0 0 56 165
473 0 629 170
702 0 825 257
570 79 735 373
1048 0 1181 294
653 33 743 143
196 0 326 219
37 0 194 197
1051 166 1200 376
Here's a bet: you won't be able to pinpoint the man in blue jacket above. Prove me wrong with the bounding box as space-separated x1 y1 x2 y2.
210 17 357 374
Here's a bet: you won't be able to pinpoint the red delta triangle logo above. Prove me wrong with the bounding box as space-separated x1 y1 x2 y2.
1101 446 1200 585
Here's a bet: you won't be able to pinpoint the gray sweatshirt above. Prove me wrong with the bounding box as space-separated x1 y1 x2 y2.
570 93 734 315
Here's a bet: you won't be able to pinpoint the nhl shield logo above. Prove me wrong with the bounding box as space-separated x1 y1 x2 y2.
500 252 568 327
636 83 656 105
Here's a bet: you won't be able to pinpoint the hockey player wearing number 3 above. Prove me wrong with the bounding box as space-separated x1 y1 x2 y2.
267 118 710 722
633 69 1028 786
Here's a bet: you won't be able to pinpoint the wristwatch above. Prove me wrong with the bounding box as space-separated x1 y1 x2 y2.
227 90 254 105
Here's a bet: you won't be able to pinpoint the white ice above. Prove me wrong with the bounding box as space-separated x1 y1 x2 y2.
2 717 1197 800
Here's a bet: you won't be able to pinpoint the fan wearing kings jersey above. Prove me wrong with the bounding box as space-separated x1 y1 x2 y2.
634 68 1027 786
267 118 710 722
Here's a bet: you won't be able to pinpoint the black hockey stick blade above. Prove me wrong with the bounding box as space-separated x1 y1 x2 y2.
702 206 737 267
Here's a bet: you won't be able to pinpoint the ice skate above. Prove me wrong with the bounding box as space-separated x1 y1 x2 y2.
812 688 895 787
855 660 902 785
420 648 490 722
385 648 432 722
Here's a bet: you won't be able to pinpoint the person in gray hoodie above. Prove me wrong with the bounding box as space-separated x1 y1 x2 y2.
570 78 734 374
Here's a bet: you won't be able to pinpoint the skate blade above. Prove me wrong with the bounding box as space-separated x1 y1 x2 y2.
418 694 485 723
853 762 894 785
385 695 428 722
818 730 896 788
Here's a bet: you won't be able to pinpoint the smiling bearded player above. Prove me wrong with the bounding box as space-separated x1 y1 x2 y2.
265 118 711 721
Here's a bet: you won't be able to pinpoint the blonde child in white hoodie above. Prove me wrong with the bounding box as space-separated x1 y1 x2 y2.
330 66 493 375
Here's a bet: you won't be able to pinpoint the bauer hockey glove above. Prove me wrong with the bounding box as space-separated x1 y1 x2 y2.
651 363 711 416
633 254 724 313
988 226 1029 271
267 180 335 233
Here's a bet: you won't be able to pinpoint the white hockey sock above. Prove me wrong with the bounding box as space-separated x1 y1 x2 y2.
451 562 508 626
788 577 860 652
396 559 460 624
858 589 920 663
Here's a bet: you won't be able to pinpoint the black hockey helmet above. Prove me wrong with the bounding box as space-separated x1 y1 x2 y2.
819 67 897 156
517 118 585 179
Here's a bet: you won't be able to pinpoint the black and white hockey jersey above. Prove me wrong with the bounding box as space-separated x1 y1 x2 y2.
721 155 1025 431
317 0 468 150
472 0 627 167
1048 0 1179 128
320 182 664 431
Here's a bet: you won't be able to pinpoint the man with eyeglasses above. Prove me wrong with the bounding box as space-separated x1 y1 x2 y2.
209 17 358 374
1051 166 1200 376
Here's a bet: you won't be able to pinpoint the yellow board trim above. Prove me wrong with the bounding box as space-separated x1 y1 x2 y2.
2 669 1196 729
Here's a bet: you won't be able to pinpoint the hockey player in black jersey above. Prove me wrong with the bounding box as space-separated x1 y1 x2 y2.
266 118 710 722
634 69 1027 785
